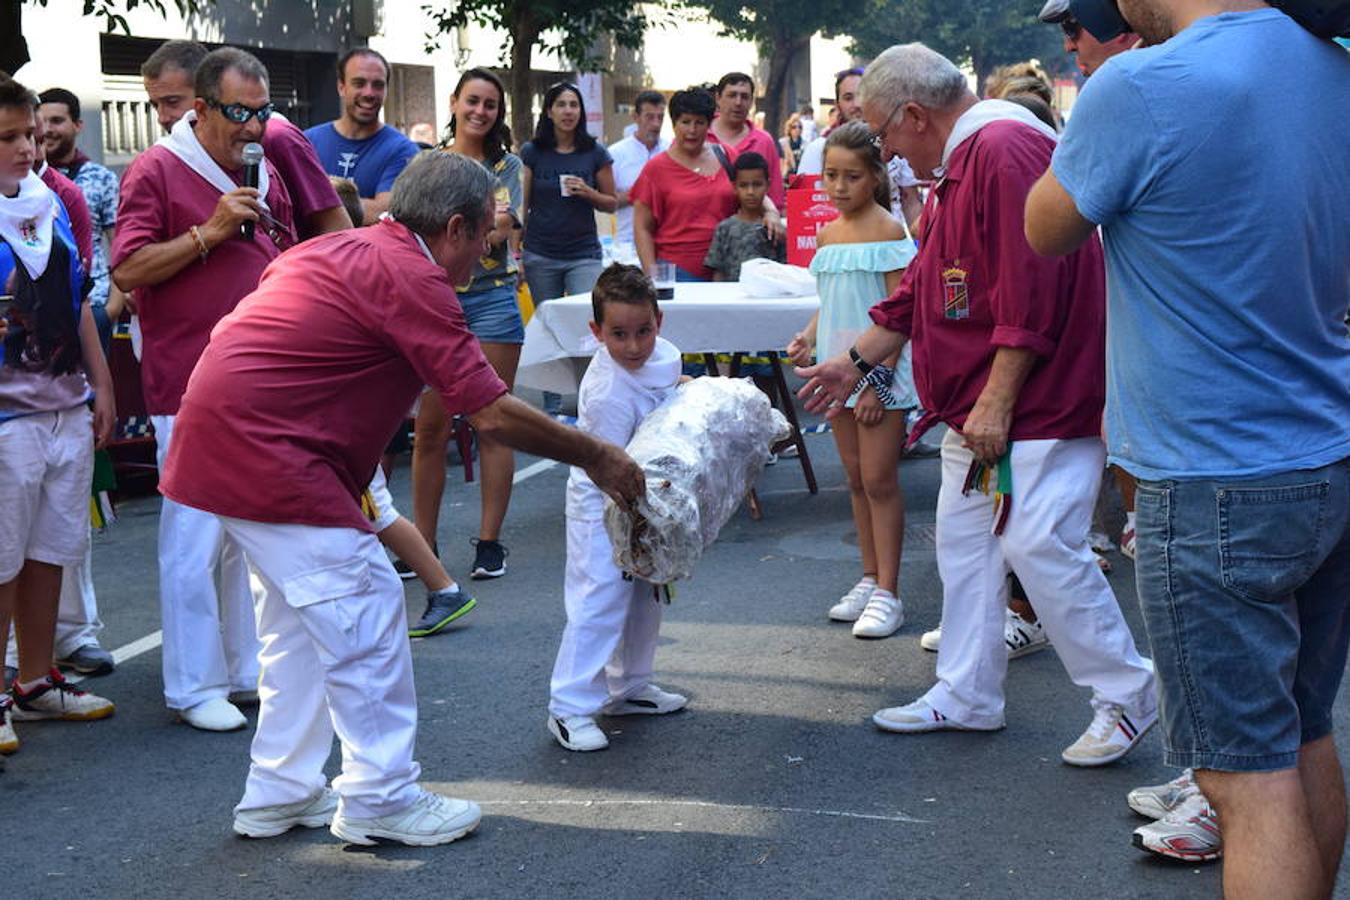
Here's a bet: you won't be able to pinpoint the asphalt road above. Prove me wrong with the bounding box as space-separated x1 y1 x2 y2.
4 415 1345 899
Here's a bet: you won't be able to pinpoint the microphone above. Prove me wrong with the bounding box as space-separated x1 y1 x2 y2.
241 142 264 241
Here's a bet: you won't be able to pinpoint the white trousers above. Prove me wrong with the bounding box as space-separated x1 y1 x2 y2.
549 517 663 718
153 415 260 710
221 517 422 820
4 540 103 669
926 431 1154 729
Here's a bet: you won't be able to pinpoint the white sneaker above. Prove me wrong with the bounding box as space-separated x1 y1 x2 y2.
0 697 17 754
603 684 687 716
872 697 1000 734
1062 700 1157 767
549 714 609 751
828 578 876 622
330 788 481 847
180 697 247 732
852 590 903 638
1127 768 1198 820
234 787 338 838
1132 790 1222 863
1004 611 1049 659
10 669 115 722
920 625 942 652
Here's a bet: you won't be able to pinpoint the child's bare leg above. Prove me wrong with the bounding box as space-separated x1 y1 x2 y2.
379 517 454 592
831 412 877 579
14 560 61 683
856 410 906 596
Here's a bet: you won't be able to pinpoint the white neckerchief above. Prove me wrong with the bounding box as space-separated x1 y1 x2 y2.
158 109 271 215
936 99 1059 179
0 171 60 278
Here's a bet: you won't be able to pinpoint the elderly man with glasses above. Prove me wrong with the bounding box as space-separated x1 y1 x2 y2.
111 46 297 733
796 42 1157 767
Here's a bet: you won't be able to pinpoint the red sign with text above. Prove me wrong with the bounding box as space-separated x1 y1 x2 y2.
786 175 839 267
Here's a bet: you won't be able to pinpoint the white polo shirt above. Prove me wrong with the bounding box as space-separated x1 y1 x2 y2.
608 134 670 243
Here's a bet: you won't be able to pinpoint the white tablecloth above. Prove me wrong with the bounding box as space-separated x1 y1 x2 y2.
516 282 820 393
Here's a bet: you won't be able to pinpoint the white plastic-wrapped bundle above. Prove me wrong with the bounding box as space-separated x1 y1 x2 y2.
604 377 791 584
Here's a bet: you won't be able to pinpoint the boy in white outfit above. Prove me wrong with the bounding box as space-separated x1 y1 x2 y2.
548 264 687 752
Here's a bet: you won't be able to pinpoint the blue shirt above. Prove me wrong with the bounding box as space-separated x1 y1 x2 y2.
303 122 417 198
1053 9 1350 480
520 141 613 259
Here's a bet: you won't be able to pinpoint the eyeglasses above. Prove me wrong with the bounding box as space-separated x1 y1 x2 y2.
869 99 908 150
1060 18 1083 39
207 99 275 124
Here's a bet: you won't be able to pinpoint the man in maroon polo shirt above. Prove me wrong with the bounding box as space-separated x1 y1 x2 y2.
797 43 1156 765
161 151 643 846
112 47 296 733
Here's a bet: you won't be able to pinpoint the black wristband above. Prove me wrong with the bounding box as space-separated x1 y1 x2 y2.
849 345 874 375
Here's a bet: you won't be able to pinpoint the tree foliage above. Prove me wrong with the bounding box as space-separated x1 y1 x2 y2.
685 0 882 138
423 1 657 147
4 0 207 74
850 0 1070 90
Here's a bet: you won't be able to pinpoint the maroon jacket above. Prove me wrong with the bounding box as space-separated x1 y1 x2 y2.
871 120 1107 442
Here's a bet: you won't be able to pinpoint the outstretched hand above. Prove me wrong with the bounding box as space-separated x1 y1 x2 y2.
585 441 647 508
795 352 860 419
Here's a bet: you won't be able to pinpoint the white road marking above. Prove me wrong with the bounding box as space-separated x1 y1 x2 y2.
479 797 928 824
512 459 559 484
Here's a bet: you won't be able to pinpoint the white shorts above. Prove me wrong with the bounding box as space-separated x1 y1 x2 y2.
367 466 400 533
0 407 94 583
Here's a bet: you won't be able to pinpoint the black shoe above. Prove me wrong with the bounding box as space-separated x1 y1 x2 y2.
393 543 438 581
55 644 115 677
470 539 508 580
408 587 477 637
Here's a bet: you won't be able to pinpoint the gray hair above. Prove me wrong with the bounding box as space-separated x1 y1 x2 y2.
195 47 269 103
859 43 970 114
389 150 495 238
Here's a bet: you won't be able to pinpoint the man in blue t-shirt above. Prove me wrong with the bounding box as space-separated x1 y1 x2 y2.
1026 5 1350 897
304 48 417 223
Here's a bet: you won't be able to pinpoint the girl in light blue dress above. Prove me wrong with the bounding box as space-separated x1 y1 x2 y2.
787 122 917 639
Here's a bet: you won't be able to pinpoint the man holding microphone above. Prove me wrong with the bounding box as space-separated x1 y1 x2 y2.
112 47 295 733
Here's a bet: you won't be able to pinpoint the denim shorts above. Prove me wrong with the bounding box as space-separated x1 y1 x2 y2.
459 282 524 345
1134 457 1350 772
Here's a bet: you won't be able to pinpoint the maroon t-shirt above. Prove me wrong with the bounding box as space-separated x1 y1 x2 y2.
264 116 342 238
39 164 93 273
870 120 1106 442
110 145 295 414
160 219 507 532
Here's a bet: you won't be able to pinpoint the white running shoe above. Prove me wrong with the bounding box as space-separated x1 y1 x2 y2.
919 625 942 652
179 697 247 732
1132 790 1222 863
234 787 338 838
603 684 687 716
852 591 903 638
1004 611 1050 659
549 714 609 751
10 669 114 721
873 697 1001 734
0 696 17 754
828 578 876 622
1062 700 1157 767
1128 769 1198 819
330 788 481 847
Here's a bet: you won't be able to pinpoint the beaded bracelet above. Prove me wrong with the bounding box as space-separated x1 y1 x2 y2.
188 225 210 262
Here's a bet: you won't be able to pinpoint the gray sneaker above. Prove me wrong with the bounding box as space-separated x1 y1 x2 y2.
331 788 481 846
234 787 338 838
56 644 115 677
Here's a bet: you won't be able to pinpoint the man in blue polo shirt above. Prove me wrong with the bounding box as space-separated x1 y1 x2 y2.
1026 3 1350 896
305 48 417 223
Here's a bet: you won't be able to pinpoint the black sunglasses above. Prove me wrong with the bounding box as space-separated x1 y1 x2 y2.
207 99 275 124
1060 17 1084 39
